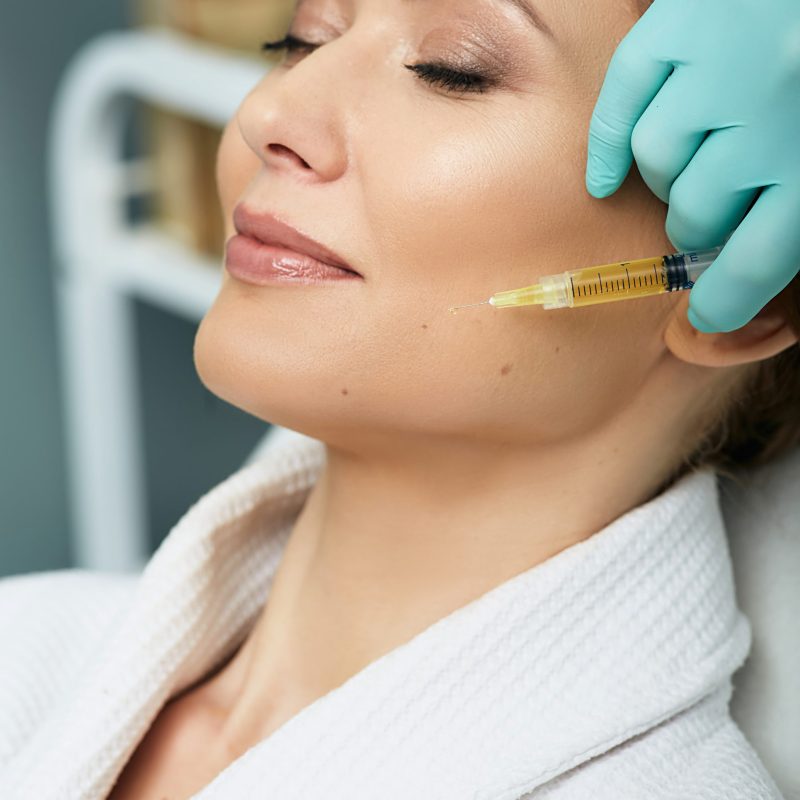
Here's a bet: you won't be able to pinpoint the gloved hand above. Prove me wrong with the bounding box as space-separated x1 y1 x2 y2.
585 0 800 333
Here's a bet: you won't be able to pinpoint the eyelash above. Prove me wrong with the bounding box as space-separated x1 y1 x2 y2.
260 35 493 95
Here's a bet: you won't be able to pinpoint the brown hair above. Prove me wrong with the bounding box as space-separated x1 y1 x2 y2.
629 0 800 486
673 279 800 486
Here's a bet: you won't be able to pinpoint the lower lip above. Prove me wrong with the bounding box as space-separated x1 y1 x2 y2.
224 235 361 286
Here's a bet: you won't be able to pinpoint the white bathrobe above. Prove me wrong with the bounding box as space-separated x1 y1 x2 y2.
0 432 785 800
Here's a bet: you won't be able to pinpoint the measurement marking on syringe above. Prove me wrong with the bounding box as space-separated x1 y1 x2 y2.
471 248 720 311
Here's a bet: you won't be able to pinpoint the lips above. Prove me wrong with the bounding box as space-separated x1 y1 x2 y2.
232 204 360 276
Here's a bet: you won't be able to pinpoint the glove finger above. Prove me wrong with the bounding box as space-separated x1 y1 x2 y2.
665 126 760 253
688 183 800 332
586 33 674 199
630 66 709 204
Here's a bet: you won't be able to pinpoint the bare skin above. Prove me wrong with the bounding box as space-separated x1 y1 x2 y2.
107 0 798 796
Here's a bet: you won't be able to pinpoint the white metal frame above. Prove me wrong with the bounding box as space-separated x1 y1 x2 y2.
47 28 281 572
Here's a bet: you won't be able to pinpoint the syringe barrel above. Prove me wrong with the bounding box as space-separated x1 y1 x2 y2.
487 246 724 310
553 246 723 309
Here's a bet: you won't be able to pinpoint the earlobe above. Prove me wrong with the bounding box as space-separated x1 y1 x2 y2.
664 294 799 368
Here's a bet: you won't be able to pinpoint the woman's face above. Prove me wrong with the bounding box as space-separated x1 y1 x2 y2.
196 0 677 451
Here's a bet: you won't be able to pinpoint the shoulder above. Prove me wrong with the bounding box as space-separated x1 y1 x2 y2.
528 684 785 800
0 569 140 768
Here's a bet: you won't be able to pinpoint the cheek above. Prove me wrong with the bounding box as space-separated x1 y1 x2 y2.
343 295 666 444
333 97 670 441
360 97 601 325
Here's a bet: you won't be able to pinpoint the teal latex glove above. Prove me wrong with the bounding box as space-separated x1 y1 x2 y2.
585 0 800 333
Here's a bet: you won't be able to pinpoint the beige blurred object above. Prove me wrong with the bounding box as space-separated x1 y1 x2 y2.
144 110 225 258
133 0 294 53
172 0 294 53
131 0 294 258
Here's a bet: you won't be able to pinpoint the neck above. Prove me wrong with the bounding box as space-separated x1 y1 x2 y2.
201 390 684 759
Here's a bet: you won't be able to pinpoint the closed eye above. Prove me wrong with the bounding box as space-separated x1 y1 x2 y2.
261 34 317 56
261 35 495 95
403 62 493 94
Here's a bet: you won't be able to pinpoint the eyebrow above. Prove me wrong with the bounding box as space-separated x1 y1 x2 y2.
401 0 554 40
497 0 555 39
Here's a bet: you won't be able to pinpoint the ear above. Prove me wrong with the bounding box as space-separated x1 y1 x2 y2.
664 292 799 368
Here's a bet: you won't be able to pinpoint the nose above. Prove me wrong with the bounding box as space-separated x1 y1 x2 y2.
235 47 351 184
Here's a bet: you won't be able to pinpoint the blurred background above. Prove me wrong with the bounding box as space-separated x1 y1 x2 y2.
0 0 294 577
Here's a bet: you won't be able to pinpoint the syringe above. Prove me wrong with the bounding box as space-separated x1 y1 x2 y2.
449 246 724 313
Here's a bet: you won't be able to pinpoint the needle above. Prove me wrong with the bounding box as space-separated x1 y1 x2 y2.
448 299 492 314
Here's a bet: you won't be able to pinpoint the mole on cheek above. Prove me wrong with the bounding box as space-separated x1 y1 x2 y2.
421 324 428 330
341 388 349 396
500 363 513 376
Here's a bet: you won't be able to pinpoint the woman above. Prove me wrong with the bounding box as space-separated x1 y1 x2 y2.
1 0 797 797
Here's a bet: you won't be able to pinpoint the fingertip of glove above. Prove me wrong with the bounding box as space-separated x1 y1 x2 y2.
586 182 614 198
586 153 620 198
586 177 618 199
687 306 721 334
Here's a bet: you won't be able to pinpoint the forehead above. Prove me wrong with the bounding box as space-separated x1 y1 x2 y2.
294 0 635 34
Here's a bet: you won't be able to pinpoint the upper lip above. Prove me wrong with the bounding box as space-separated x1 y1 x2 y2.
232 204 360 275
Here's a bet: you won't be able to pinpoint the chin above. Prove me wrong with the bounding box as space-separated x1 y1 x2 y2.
193 294 367 446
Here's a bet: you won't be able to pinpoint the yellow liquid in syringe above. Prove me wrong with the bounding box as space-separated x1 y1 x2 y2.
567 256 666 307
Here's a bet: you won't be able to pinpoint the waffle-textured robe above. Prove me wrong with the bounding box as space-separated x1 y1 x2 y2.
0 432 785 799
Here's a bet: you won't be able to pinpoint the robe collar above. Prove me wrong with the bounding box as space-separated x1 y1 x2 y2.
11 433 751 799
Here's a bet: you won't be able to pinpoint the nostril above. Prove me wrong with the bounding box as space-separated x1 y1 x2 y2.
267 143 311 169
